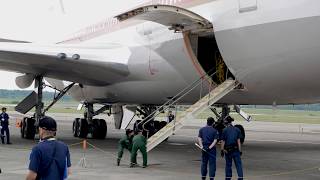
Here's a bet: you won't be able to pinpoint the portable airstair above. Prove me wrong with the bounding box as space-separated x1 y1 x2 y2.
146 79 238 152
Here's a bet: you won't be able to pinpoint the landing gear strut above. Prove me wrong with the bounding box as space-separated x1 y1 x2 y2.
19 76 75 139
72 103 108 139
211 105 246 144
134 105 168 138
20 76 44 139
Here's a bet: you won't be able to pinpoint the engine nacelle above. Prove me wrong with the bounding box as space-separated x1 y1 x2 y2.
15 74 34 89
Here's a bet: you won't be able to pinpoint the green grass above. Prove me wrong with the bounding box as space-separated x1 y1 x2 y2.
1 96 320 124
198 108 320 124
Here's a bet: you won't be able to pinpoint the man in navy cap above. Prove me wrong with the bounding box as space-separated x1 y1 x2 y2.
0 107 11 144
26 116 71 180
221 116 243 180
198 117 219 180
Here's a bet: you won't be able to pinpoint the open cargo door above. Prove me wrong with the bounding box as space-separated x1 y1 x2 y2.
115 5 213 33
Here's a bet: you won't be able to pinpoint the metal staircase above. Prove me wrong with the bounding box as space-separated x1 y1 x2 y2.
146 79 238 152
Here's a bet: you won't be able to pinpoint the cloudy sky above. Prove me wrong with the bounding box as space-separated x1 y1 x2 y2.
0 0 144 90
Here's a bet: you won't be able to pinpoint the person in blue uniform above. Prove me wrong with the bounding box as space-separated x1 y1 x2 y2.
26 116 71 180
167 111 175 123
0 107 11 144
221 116 243 180
198 117 219 180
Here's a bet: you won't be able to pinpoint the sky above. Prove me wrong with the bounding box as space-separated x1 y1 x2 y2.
0 0 144 90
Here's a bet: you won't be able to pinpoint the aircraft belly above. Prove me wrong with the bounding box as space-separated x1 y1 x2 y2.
70 37 208 104
216 15 320 105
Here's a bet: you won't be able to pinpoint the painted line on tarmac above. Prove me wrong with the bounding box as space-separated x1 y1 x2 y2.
248 139 320 145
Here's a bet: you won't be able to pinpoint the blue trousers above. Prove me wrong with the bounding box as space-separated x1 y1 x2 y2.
1 127 10 144
225 151 243 180
201 148 216 180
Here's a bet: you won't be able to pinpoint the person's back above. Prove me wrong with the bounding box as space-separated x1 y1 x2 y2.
29 139 70 180
26 116 71 180
221 117 243 180
199 126 218 149
131 132 147 168
222 126 241 147
132 134 146 147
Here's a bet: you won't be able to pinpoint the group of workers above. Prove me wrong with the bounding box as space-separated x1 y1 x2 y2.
198 116 244 180
117 128 148 168
0 105 243 179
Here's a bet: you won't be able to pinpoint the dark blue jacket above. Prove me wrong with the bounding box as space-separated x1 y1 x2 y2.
0 112 9 128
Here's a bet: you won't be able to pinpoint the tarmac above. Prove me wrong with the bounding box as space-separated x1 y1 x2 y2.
0 113 320 179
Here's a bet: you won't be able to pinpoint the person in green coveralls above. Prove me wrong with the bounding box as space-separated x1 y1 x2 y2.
130 129 147 168
117 129 134 166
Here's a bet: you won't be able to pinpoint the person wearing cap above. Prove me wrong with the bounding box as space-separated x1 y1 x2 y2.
167 110 175 123
26 116 71 180
117 129 134 166
0 107 11 144
221 116 243 180
198 117 219 180
130 129 147 168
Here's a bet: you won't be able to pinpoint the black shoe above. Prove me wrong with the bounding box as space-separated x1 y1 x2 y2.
117 159 120 166
130 163 136 168
7 142 12 145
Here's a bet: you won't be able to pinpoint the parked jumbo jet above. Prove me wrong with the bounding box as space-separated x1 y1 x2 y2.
0 0 319 150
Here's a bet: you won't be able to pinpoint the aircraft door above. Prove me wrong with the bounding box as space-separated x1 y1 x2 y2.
239 0 258 13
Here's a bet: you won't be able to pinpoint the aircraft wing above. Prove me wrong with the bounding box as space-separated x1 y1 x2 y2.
0 42 130 86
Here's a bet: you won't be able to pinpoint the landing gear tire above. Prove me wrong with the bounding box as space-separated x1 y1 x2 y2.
92 119 107 139
73 118 80 137
76 118 88 138
21 117 36 139
235 124 245 144
134 120 142 132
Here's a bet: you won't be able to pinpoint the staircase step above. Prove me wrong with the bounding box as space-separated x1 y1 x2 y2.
146 79 237 152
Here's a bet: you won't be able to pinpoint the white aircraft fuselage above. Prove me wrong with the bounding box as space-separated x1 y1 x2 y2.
3 0 320 106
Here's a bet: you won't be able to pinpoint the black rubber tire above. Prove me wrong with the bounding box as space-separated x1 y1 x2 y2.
134 120 142 132
144 121 156 137
98 119 107 139
25 118 36 139
97 119 107 139
73 118 80 137
153 121 161 132
21 117 27 138
91 119 107 139
91 119 99 139
77 118 88 138
235 124 245 144
159 121 167 129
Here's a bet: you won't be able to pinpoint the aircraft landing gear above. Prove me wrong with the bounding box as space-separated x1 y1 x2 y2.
72 103 108 139
134 106 168 138
21 117 37 139
17 75 75 139
20 76 44 139
212 105 246 144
